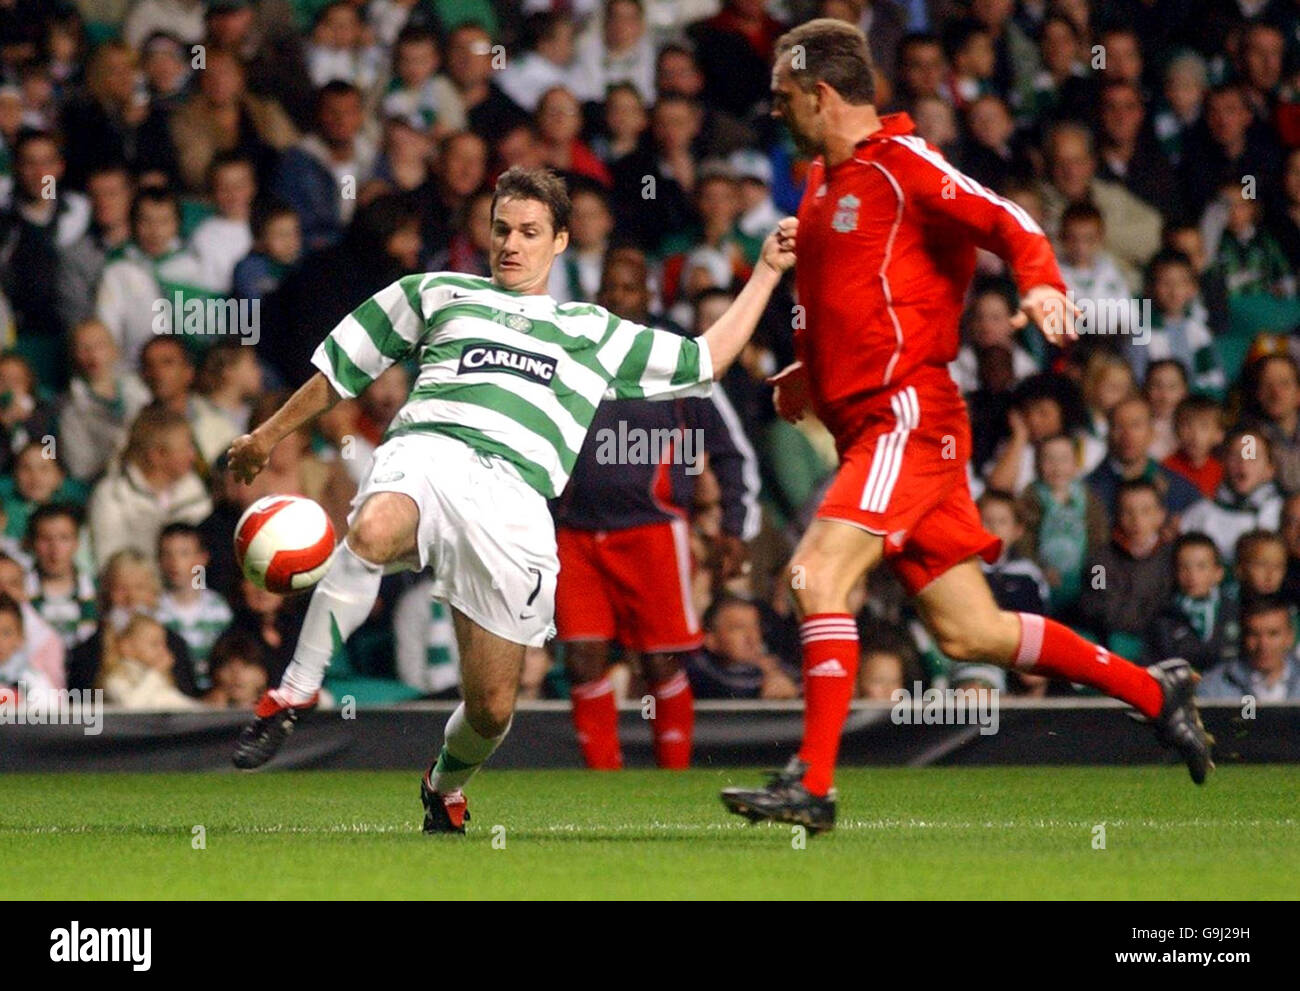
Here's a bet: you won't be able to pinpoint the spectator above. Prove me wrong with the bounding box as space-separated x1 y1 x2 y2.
1282 492 1300 601
57 319 152 483
573 0 657 106
436 22 528 139
413 130 487 261
1095 79 1183 220
232 198 302 302
1234 528 1288 603
0 550 64 690
98 611 202 709
497 12 580 114
0 351 55 477
87 404 212 566
1152 51 1207 168
1056 202 1132 337
976 489 1050 614
1127 250 1225 397
304 1 383 95
203 626 269 708
1086 396 1202 519
123 0 205 48
380 25 445 133
1241 354 1300 494
203 0 315 132
392 576 461 698
0 590 53 707
1180 84 1282 219
155 521 232 691
685 595 798 700
140 31 192 113
536 86 612 187
591 80 649 168
656 43 757 158
1207 180 1294 300
985 372 1102 494
1144 359 1189 462
893 31 948 111
55 163 134 331
25 503 97 651
228 576 303 686
139 336 240 469
189 153 257 293
271 80 377 251
1162 394 1225 498
1080 349 1137 444
546 182 612 303
194 341 261 439
94 187 209 369
1181 428 1284 563
1078 478 1175 650
948 281 1038 396
169 46 297 195
1198 595 1300 701
0 440 86 541
1017 433 1109 616
1147 532 1238 672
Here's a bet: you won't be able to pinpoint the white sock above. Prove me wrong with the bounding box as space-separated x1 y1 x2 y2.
278 541 384 703
427 703 511 794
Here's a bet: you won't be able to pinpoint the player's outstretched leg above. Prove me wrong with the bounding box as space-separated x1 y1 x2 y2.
233 493 415 770
916 560 1214 784
421 609 524 833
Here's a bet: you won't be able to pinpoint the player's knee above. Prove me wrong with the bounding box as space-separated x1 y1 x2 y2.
564 641 608 685
787 561 843 616
641 652 679 684
934 627 1000 664
464 686 515 737
347 495 416 564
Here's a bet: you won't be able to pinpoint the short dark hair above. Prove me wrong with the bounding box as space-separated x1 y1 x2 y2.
130 186 180 229
775 18 875 105
1241 593 1292 627
1116 477 1161 505
1061 201 1104 230
159 522 205 552
1172 393 1220 429
1236 528 1286 562
491 166 570 233
1173 531 1221 567
702 593 758 631
1147 248 1195 284
1145 358 1189 390
976 488 1020 521
26 502 82 545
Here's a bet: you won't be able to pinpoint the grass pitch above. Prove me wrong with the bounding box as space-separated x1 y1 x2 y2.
2 766 1296 899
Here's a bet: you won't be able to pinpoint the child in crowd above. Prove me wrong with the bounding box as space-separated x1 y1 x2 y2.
1210 180 1295 299
943 18 996 109
1162 394 1224 497
1144 359 1189 461
203 628 270 709
195 342 262 437
1234 529 1289 600
306 0 384 94
190 153 257 294
1146 532 1238 671
1017 433 1109 616
1057 203 1132 336
1080 350 1136 445
232 200 302 302
98 612 201 710
1079 479 1174 651
155 523 232 692
24 503 97 650
1181 428 1283 563
1127 250 1225 397
948 282 1039 395
0 592 53 708
381 25 444 133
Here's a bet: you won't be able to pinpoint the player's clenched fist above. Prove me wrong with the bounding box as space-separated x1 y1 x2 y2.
227 430 273 484
768 360 810 423
760 217 798 273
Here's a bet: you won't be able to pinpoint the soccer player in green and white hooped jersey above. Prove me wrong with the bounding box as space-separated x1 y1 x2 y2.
228 166 797 832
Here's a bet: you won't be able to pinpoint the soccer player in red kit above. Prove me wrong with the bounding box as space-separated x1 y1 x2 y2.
721 19 1213 833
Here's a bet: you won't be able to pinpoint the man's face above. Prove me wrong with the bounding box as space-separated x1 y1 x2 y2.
159 534 204 590
88 171 132 228
1117 489 1165 543
489 196 567 293
0 559 25 603
1243 610 1293 675
1100 33 1141 83
1176 545 1222 599
142 341 193 402
1223 433 1273 495
134 200 179 257
1207 90 1251 147
1101 84 1144 144
596 261 650 322
568 192 612 250
395 39 438 84
705 603 763 664
652 99 700 153
73 323 118 379
900 41 945 98
33 518 77 575
968 96 1013 149
1110 400 1154 464
1049 132 1095 200
440 135 487 197
16 137 62 200
770 62 826 157
1038 437 1078 489
1257 359 1300 422
604 0 644 51
15 448 61 503
319 91 363 145
446 27 493 88
658 50 703 97
1023 397 1063 440
200 53 243 105
109 565 157 611
213 163 256 217
1242 28 1284 92
215 657 267 706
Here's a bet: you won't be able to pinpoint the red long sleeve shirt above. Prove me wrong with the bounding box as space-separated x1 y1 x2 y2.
794 113 1066 416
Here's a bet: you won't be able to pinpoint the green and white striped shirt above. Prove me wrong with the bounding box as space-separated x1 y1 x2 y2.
311 271 714 498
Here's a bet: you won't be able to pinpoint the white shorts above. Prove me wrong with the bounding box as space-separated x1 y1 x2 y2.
350 432 559 647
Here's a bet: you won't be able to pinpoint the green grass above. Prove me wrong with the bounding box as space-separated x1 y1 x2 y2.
2 766 1297 899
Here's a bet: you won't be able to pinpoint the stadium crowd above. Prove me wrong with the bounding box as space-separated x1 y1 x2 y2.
1 0 1299 717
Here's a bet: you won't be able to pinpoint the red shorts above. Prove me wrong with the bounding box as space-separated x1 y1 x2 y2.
816 368 1000 596
554 519 704 653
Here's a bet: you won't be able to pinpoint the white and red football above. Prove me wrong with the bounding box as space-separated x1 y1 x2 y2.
234 495 337 594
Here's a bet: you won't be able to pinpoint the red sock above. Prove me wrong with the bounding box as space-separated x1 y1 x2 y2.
1015 613 1163 718
570 677 622 769
797 613 860 796
650 671 694 769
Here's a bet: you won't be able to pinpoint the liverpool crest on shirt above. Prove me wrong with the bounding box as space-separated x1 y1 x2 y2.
831 194 860 233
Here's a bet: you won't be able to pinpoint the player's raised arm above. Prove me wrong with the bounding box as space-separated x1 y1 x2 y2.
902 142 1079 344
699 217 798 377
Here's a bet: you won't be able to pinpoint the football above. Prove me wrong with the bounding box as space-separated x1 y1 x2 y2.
234 494 337 594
